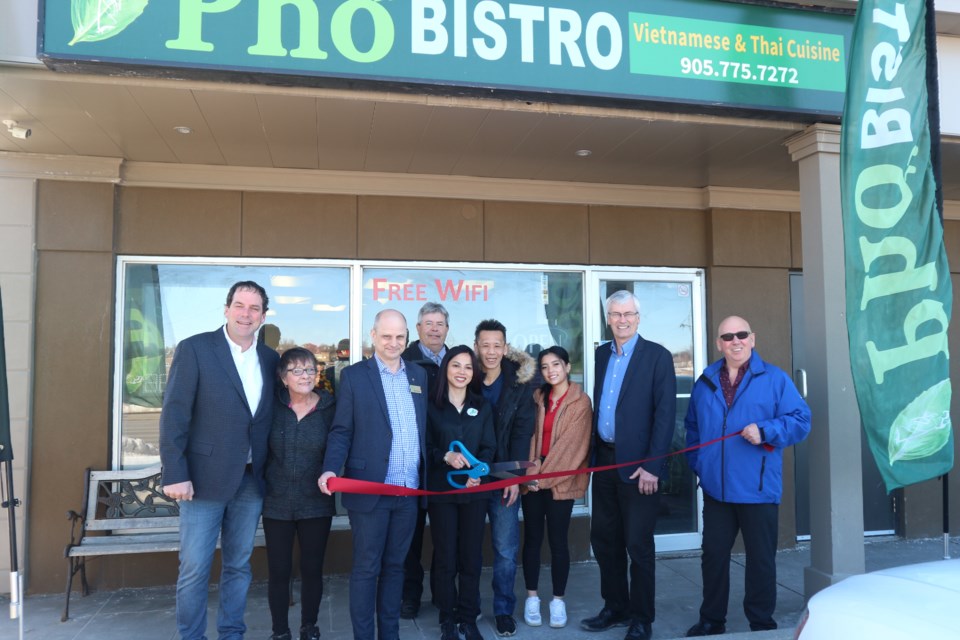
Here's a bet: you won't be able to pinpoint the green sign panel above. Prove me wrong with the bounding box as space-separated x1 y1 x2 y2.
629 14 845 93
40 0 852 117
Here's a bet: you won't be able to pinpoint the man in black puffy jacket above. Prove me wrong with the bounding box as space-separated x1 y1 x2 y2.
474 319 537 637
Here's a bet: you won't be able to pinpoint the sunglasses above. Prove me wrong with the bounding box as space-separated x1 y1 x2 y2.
719 331 752 342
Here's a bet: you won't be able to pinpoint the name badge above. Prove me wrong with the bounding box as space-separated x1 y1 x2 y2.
410 385 422 394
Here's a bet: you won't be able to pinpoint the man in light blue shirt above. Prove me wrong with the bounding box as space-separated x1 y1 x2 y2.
319 309 428 640
582 290 676 640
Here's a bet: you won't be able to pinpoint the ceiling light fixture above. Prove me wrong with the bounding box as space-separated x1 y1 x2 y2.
3 119 31 140
173 126 193 134
575 149 592 157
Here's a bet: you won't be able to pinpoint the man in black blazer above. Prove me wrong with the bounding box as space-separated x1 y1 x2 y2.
319 309 428 640
160 281 279 640
581 290 677 640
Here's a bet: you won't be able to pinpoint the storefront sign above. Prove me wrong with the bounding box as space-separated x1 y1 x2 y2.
40 0 851 116
841 0 954 491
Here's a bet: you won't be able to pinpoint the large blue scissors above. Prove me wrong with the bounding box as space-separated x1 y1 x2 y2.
446 440 535 489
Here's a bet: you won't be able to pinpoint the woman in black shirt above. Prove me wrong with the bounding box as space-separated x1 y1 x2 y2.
263 347 335 640
426 345 496 640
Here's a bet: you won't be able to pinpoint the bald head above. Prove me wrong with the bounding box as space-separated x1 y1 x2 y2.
716 315 755 370
717 316 751 338
371 309 408 369
374 308 406 331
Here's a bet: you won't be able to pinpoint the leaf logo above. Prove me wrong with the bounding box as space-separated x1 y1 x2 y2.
69 0 150 46
887 378 953 464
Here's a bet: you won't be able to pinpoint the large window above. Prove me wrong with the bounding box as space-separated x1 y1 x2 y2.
117 260 350 469
115 258 705 542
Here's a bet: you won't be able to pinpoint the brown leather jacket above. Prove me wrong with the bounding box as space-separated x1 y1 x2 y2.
526 382 592 500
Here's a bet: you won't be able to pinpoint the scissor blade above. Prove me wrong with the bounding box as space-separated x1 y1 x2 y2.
488 460 536 474
488 471 539 487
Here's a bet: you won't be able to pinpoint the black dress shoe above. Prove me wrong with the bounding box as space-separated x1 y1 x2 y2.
625 620 652 640
440 621 459 640
400 600 419 620
685 620 726 636
580 607 631 632
299 624 321 640
459 621 485 640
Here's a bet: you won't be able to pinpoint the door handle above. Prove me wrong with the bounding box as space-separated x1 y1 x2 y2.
794 369 808 398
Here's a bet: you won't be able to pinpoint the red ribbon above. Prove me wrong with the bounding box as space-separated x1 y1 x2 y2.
327 428 758 497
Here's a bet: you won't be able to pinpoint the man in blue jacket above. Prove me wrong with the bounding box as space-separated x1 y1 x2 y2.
684 316 810 636
160 281 279 640
318 309 428 640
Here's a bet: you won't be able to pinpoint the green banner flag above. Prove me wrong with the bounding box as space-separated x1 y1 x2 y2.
841 0 954 491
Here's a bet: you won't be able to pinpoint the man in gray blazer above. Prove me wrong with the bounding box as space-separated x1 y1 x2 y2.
160 281 279 640
319 309 428 640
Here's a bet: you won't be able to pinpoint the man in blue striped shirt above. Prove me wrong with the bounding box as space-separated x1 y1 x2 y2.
320 309 429 640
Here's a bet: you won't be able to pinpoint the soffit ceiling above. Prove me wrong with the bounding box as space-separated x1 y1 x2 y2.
1 66 959 200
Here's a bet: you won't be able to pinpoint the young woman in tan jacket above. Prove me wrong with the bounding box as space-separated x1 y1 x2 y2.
521 346 593 629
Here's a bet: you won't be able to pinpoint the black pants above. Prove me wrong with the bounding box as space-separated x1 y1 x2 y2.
590 444 660 624
520 489 574 596
262 516 333 634
428 499 486 624
699 494 779 631
402 505 440 605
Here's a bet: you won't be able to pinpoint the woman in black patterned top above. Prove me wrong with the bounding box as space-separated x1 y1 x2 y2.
263 347 335 640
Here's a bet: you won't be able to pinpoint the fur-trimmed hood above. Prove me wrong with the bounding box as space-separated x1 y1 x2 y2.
503 345 536 385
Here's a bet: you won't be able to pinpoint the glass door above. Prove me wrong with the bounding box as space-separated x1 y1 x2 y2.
587 269 707 552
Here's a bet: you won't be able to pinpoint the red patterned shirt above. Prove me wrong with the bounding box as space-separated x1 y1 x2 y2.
719 363 746 408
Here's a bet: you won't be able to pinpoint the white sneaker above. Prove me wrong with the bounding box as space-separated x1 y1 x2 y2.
549 598 567 628
524 596 542 627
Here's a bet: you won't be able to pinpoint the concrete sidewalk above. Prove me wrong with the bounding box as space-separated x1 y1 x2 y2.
2 536 956 640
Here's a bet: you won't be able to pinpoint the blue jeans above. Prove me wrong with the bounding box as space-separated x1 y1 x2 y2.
348 496 418 640
176 470 263 640
485 492 520 616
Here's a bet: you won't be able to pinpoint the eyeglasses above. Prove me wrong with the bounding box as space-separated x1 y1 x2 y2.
607 311 639 320
719 331 752 342
286 367 318 377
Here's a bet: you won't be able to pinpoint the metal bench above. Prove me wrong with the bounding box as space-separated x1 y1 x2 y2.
62 464 265 621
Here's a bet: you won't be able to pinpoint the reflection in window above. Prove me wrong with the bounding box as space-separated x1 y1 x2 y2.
361 268 584 378
119 262 350 470
362 267 586 508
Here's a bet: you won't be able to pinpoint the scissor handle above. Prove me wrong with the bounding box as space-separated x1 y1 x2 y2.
446 441 490 489
449 440 481 466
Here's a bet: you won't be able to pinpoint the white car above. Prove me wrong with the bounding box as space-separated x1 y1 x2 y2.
795 559 960 639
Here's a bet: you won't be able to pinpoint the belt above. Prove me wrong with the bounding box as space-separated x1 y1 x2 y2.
245 462 253 474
